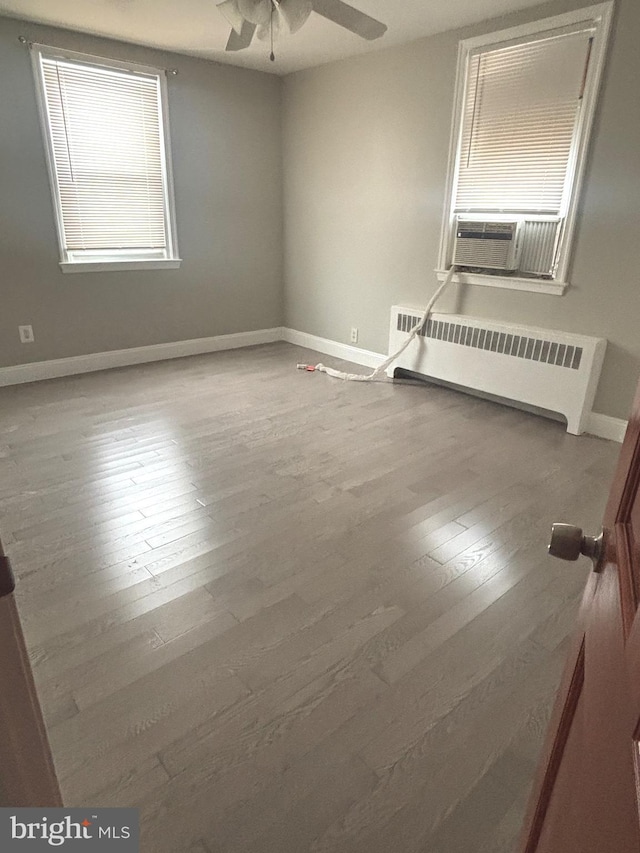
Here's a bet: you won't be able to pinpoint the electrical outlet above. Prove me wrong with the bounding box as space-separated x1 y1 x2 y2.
350 327 359 344
18 325 34 344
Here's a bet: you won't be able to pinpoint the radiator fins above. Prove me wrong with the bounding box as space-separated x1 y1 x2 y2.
396 314 582 370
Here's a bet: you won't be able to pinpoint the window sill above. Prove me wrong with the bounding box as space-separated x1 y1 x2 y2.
60 259 182 274
435 269 567 296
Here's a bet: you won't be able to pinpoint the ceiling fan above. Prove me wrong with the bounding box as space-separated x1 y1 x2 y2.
218 0 387 60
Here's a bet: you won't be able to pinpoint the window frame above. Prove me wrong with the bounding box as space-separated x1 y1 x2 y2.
31 44 181 274
436 3 613 296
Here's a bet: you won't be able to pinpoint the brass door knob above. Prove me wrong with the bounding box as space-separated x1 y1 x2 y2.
548 523 603 568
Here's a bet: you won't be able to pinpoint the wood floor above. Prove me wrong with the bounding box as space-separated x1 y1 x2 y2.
0 342 620 853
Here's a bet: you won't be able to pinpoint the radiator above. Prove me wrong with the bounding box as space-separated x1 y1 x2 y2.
388 308 606 435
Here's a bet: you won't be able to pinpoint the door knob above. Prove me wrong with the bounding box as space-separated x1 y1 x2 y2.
548 523 603 569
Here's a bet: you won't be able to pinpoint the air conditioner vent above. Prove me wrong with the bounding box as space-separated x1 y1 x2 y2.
453 218 522 271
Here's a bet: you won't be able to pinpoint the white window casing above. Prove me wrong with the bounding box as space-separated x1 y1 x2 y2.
437 3 613 295
31 45 181 272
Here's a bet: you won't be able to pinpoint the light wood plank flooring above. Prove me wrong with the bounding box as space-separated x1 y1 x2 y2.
0 342 619 852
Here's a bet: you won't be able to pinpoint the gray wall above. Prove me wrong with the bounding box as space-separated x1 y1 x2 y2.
2 3 638 421
283 0 640 421
0 16 283 366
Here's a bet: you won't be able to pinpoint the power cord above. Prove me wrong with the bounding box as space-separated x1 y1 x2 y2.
296 265 457 382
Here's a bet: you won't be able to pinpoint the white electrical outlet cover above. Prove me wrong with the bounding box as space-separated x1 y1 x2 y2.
19 325 34 343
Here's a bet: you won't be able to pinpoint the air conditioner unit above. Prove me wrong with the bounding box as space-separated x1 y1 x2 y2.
453 218 522 271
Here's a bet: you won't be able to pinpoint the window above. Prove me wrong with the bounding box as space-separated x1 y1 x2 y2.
31 45 180 272
438 4 612 295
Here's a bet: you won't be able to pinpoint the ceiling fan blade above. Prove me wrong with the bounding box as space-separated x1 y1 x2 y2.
256 14 281 41
311 0 387 40
218 0 244 35
225 19 257 50
238 0 272 27
278 0 313 34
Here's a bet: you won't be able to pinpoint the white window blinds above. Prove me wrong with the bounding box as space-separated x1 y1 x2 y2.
455 29 594 214
35 48 178 266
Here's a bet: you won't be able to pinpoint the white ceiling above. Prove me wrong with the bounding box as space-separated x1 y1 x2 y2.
0 0 551 75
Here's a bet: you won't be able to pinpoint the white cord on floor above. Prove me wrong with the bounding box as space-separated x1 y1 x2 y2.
301 266 457 382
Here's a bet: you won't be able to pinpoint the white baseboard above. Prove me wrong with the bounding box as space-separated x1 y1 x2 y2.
584 411 628 443
0 324 628 444
0 327 284 387
281 328 386 370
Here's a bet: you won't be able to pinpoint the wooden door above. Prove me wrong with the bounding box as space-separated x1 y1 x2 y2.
519 382 640 852
0 537 62 807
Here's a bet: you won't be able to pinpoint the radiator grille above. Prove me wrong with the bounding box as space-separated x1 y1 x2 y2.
396 314 582 370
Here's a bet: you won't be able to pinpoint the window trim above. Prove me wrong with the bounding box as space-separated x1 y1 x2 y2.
437 3 613 295
30 44 181 273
